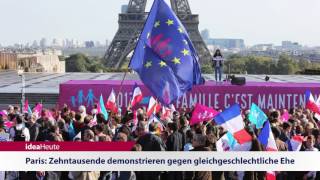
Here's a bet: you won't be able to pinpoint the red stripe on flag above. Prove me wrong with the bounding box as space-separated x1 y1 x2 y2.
233 129 252 145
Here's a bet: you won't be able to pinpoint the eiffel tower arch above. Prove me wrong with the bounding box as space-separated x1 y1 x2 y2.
104 0 212 69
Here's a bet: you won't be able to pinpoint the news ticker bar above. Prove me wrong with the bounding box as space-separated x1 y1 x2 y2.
0 152 319 171
0 142 135 151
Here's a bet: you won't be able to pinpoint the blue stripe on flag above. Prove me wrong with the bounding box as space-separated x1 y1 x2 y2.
214 104 241 125
258 121 270 146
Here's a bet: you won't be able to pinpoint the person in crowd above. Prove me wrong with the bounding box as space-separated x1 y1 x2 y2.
9 115 30 141
83 129 95 142
186 134 212 180
279 122 292 142
166 122 183 151
179 116 189 148
48 125 64 142
271 126 288 151
0 117 6 134
80 115 92 141
27 114 40 141
184 130 194 151
212 49 224 83
2 102 320 180
137 122 166 151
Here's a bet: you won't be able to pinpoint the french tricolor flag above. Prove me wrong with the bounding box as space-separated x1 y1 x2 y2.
214 104 252 144
287 135 304 151
305 90 320 114
131 83 143 107
258 121 278 151
106 89 118 113
147 97 161 117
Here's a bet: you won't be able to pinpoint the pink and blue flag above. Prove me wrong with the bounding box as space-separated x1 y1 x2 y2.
248 103 267 129
258 121 278 151
216 132 237 152
214 104 252 144
129 0 204 105
23 100 32 114
190 104 219 126
99 94 109 121
33 103 43 117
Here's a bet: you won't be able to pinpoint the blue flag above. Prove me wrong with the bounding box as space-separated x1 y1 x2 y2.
248 103 267 129
129 0 204 105
99 94 109 121
68 122 76 140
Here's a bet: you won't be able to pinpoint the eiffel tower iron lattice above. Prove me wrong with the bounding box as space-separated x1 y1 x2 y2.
104 0 211 69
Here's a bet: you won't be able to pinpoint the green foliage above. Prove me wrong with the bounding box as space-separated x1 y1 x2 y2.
65 53 107 73
223 54 320 75
201 64 213 74
64 53 320 75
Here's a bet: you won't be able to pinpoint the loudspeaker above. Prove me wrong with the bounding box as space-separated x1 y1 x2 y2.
231 77 246 85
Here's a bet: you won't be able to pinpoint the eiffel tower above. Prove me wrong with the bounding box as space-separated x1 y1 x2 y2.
104 0 211 69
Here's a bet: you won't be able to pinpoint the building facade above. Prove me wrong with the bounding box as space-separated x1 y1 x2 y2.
0 50 65 73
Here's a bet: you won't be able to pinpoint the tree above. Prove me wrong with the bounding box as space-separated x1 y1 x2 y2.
65 53 89 72
65 53 107 73
276 54 299 74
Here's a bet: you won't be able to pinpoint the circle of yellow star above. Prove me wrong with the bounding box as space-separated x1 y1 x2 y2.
181 48 190 56
144 61 152 68
178 27 184 33
154 21 160 28
172 57 181 65
159 61 167 67
183 40 188 45
166 19 174 26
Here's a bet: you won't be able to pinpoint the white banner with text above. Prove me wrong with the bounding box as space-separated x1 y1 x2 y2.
0 152 319 171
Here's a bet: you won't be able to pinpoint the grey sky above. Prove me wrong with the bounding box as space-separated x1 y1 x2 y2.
0 0 319 46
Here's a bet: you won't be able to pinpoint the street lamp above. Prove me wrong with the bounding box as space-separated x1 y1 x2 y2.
18 70 25 111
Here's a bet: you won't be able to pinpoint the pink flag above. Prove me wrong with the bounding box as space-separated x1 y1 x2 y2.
281 110 290 122
23 100 29 113
88 115 98 127
97 103 101 113
4 121 14 129
266 171 276 180
0 110 7 117
190 104 219 126
34 103 43 117
47 111 54 120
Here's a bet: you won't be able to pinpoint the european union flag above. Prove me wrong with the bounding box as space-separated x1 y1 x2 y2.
129 0 203 105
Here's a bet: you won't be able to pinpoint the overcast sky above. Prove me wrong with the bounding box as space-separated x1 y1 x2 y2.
0 0 319 46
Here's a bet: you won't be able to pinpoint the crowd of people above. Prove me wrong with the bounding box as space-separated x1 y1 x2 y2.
0 103 320 180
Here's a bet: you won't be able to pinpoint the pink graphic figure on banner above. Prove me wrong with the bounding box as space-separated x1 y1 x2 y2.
190 104 219 126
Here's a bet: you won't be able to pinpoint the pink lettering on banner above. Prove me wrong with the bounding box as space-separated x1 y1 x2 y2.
58 80 320 112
